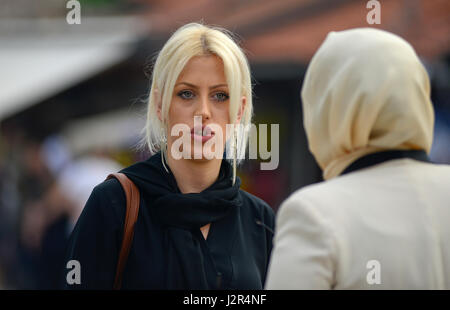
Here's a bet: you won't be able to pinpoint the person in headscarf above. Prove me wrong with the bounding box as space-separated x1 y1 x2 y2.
63 23 274 290
265 28 450 289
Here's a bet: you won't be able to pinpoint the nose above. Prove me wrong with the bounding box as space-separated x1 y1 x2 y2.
194 93 211 120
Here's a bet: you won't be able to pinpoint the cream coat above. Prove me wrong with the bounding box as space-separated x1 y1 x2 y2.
266 159 450 289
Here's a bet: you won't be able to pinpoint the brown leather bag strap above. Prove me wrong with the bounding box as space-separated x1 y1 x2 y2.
106 172 140 290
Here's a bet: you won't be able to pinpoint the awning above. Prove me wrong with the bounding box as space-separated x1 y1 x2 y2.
0 16 148 121
61 106 146 156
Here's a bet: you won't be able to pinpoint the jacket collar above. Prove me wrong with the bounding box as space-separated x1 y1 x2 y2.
341 150 431 176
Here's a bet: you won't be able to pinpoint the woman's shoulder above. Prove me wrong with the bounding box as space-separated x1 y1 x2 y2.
82 177 127 224
238 189 275 220
92 177 126 204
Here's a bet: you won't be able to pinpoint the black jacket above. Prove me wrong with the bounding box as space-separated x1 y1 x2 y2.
64 153 275 289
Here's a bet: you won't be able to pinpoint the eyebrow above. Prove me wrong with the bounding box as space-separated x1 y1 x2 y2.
175 82 228 89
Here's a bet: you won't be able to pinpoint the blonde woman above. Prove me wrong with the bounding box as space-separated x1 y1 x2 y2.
64 23 275 289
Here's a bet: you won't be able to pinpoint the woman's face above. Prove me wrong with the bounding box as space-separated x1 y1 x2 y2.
160 54 244 161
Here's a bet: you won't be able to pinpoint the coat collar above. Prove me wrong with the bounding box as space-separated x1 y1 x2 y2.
341 150 431 176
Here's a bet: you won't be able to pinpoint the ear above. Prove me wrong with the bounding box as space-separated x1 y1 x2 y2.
236 96 246 124
154 89 163 122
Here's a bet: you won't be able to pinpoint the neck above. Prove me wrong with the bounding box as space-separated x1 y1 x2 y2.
166 152 222 194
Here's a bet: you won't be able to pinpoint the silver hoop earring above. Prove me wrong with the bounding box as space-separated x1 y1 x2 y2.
160 129 169 173
160 127 167 146
232 126 238 185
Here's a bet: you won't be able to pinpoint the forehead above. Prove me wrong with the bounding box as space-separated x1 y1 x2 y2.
176 54 227 85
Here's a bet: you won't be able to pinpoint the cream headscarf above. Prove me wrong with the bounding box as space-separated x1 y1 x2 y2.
301 28 434 180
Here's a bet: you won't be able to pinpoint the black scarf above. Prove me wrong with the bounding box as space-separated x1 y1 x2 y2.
341 149 431 175
119 152 242 289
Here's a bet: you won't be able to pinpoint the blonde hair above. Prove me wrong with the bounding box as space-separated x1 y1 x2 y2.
142 22 253 180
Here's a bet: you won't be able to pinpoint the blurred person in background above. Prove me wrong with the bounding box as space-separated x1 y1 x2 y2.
15 139 54 289
64 23 275 290
4 133 122 289
38 135 123 289
266 28 450 289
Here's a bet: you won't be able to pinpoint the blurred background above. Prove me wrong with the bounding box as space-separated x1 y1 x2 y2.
0 0 449 289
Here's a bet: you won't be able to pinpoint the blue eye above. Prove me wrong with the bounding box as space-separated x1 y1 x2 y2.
178 90 195 100
214 92 229 102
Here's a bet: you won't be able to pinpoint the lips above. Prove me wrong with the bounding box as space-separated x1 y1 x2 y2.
191 125 215 143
